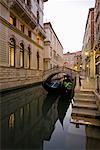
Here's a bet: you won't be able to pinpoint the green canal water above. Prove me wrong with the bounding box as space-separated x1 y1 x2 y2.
0 84 100 150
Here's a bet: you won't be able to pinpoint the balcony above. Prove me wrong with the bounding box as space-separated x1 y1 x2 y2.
8 0 37 29
37 24 46 39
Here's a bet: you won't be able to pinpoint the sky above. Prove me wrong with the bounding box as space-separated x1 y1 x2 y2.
43 0 95 53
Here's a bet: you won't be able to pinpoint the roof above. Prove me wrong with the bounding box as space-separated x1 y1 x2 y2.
44 22 63 49
64 51 82 55
43 0 48 2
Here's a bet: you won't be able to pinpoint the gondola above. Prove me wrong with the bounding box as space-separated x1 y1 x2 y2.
42 73 62 93
42 73 76 99
42 80 61 93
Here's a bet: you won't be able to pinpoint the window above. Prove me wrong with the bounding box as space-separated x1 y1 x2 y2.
28 46 31 68
50 64 52 69
37 11 39 24
20 43 24 68
37 0 39 4
20 23 24 33
37 51 39 69
27 0 31 6
50 47 52 57
28 30 31 38
37 35 40 44
54 51 56 59
10 15 16 26
9 38 15 67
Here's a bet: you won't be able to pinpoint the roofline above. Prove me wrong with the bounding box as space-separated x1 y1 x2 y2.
83 7 94 45
43 0 48 2
63 51 82 55
44 22 64 49
85 8 94 33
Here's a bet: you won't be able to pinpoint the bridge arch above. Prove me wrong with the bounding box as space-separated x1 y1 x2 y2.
42 66 79 81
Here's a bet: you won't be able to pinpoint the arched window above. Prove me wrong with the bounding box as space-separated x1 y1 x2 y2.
9 113 15 129
37 51 39 69
28 46 31 68
9 38 15 67
20 43 24 68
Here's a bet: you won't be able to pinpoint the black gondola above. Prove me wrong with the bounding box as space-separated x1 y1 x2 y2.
42 73 76 98
42 72 62 93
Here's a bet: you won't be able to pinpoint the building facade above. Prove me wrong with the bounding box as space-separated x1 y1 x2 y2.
0 0 48 90
74 51 82 71
63 52 76 69
82 8 95 78
94 0 100 93
44 22 63 70
63 51 82 71
82 0 100 93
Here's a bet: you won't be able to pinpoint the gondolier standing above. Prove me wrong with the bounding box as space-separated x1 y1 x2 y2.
62 74 73 99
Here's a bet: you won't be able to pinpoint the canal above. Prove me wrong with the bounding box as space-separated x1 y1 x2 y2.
0 84 100 150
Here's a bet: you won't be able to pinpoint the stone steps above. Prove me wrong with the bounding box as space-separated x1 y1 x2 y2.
74 98 96 104
72 108 100 118
72 102 98 110
71 116 100 127
75 93 94 99
71 90 100 127
79 90 94 94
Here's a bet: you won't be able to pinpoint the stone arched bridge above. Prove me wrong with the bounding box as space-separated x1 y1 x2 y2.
42 66 79 81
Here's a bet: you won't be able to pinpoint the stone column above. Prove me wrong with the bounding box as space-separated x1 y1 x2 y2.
74 73 80 92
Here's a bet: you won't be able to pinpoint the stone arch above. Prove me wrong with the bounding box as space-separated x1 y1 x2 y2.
8 34 17 42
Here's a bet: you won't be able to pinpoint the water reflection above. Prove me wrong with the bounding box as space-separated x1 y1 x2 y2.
57 94 71 127
0 85 59 149
42 93 59 118
0 85 100 150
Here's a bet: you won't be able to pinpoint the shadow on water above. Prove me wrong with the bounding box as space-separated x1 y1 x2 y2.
42 93 59 118
57 93 71 127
